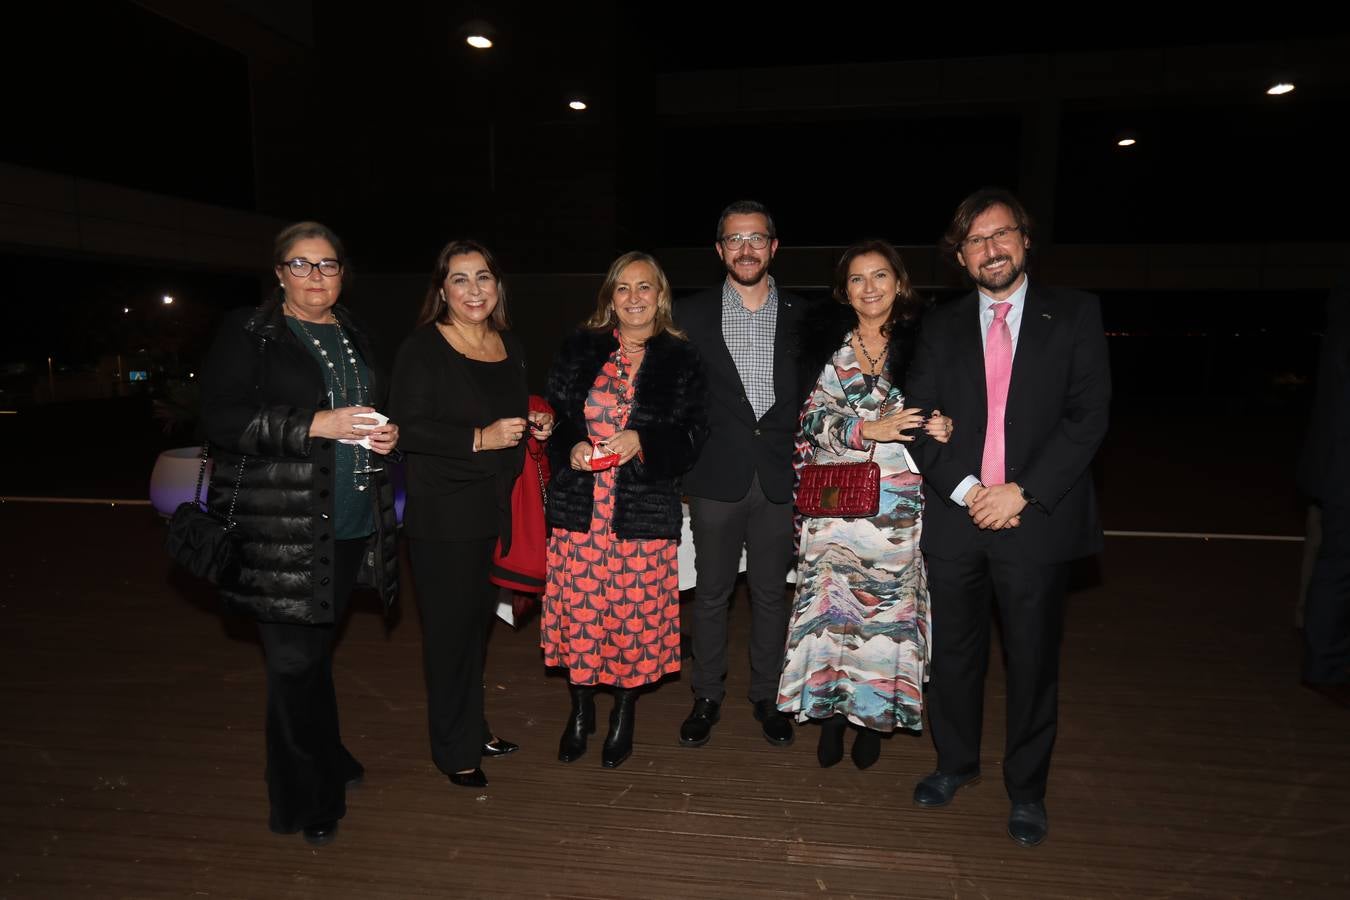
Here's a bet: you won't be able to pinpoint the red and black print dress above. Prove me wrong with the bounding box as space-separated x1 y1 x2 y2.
540 346 681 688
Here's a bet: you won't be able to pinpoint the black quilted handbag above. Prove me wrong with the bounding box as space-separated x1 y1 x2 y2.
165 444 246 586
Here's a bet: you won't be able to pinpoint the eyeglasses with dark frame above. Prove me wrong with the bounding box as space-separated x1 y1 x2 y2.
283 258 343 278
960 225 1022 254
719 233 772 251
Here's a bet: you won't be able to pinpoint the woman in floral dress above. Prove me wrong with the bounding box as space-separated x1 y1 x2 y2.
779 239 953 769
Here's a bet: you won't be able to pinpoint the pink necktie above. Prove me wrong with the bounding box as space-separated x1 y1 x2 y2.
981 302 1013 486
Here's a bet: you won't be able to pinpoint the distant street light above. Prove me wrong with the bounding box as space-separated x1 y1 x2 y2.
162 295 174 305
568 100 588 111
123 306 130 314
1267 82 1295 96
1117 138 1137 147
466 34 492 49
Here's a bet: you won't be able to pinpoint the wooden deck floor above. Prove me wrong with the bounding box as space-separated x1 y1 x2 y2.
1 503 1346 899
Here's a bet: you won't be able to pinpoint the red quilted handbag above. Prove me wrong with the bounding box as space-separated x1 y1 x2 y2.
796 444 879 518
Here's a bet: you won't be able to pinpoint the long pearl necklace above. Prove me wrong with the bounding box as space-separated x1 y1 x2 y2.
290 308 373 491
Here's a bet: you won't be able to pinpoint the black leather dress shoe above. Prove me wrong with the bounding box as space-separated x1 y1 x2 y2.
912 770 981 807
679 698 721 747
753 700 794 746
302 820 338 846
481 737 520 758
449 768 489 788
1008 800 1048 847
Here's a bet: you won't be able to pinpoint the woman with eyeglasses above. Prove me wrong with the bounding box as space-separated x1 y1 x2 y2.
777 239 952 770
388 240 554 790
199 221 400 846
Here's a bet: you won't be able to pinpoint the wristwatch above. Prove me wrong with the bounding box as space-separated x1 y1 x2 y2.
1017 484 1037 506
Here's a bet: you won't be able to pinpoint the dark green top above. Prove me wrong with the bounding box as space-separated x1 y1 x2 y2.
287 317 375 539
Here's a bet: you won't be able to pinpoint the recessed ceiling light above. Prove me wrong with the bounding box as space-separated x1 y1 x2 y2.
568 100 587 111
1117 138 1137 147
466 34 493 49
1267 82 1295 96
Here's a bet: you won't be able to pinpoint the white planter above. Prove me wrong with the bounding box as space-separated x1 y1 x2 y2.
149 446 207 517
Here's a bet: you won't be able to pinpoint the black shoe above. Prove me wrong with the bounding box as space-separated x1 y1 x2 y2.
912 770 982 807
302 820 338 846
449 768 488 788
559 684 597 763
851 728 881 770
482 737 520 758
816 716 846 768
602 689 638 769
1008 801 1048 847
752 699 794 746
679 697 720 747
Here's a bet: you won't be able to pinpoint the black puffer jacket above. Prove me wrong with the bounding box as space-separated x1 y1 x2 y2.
545 328 708 538
199 298 399 625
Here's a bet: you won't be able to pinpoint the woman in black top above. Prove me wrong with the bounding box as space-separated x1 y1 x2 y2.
388 240 553 789
200 221 400 846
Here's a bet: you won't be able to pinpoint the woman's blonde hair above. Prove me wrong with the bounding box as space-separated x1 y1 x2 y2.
585 251 684 339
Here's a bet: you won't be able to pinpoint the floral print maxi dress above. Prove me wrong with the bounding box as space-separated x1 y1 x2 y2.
777 340 930 732
541 347 682 689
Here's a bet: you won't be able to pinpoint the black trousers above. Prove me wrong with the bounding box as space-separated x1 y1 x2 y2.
688 473 795 704
925 533 1068 804
409 536 498 774
257 538 366 834
1304 502 1350 684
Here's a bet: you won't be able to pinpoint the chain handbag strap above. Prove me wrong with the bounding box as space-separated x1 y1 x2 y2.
527 441 548 508
194 442 247 529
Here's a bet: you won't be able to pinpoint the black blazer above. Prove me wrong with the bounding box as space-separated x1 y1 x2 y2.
545 328 708 539
674 285 805 503
904 283 1112 564
387 324 527 545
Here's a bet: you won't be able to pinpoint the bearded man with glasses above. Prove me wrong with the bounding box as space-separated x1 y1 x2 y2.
673 200 804 749
902 188 1111 847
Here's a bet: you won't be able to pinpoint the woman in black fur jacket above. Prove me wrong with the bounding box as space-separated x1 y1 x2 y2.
542 252 708 769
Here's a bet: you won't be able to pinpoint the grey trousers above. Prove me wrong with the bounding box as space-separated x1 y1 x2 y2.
688 473 795 704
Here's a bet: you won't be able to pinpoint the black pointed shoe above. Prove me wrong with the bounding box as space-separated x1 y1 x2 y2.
302 820 338 846
912 770 982 807
1008 801 1048 847
752 699 794 746
482 737 520 758
679 697 721 747
601 689 638 769
559 684 597 763
449 768 489 788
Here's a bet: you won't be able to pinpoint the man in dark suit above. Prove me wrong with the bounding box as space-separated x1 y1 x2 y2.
673 200 804 748
903 188 1111 847
1298 271 1350 699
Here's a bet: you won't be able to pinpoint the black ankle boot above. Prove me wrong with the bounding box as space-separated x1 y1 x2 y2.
851 726 882 770
601 689 638 769
558 684 596 763
817 715 846 768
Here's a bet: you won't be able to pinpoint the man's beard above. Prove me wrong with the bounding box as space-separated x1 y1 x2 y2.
972 255 1024 294
726 254 769 287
